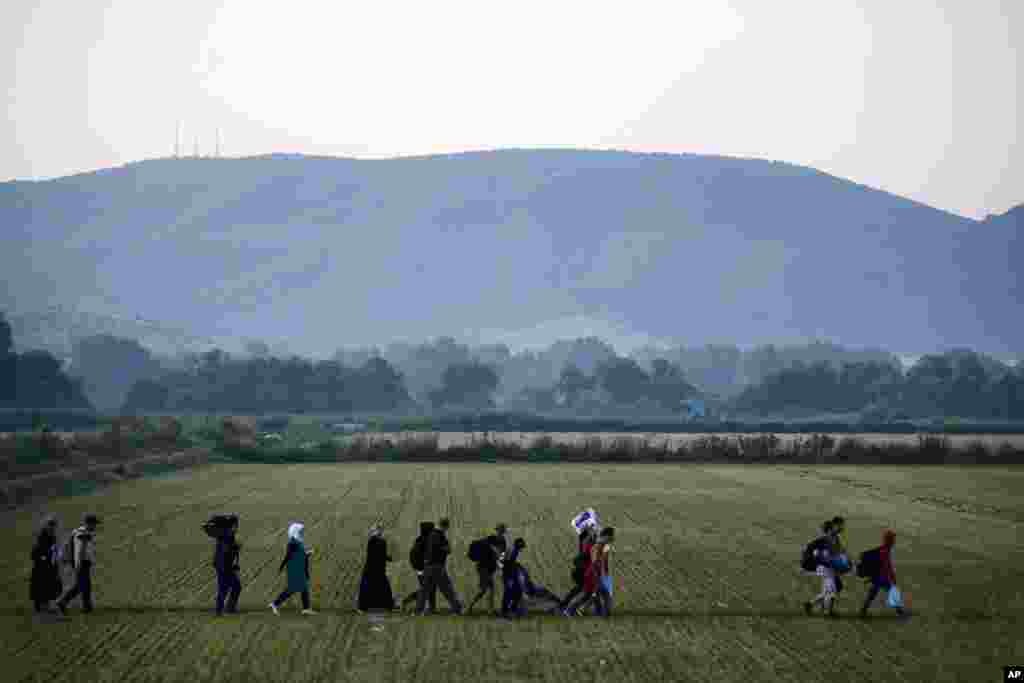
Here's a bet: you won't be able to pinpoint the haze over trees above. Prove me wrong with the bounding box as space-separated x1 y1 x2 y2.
4 305 1022 421
0 312 92 411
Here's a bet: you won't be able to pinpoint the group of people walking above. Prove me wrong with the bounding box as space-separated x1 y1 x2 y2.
801 516 909 619
29 511 908 620
29 513 101 617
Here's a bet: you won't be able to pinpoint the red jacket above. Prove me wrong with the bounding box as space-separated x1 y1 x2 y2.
879 545 896 583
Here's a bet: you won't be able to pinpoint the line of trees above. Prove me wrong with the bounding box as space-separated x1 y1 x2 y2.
734 351 1024 420
122 350 412 414
0 313 93 412
5 308 1022 421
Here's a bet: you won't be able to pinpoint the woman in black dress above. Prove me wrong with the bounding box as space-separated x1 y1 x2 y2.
357 525 396 612
30 514 62 614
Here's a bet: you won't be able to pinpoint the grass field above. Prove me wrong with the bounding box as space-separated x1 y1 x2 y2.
3 463 1022 683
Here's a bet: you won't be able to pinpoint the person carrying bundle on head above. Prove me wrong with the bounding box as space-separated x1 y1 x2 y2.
203 514 242 616
563 527 615 617
560 526 597 612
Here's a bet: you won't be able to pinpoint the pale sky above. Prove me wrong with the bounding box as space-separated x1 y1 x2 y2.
3 0 1020 219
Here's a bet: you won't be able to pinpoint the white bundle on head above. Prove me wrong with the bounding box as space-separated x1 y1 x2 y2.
570 508 601 535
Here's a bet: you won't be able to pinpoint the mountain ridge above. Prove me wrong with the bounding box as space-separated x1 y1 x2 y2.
2 149 1019 357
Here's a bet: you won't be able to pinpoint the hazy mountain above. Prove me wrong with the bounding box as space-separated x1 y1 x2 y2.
1 150 1019 357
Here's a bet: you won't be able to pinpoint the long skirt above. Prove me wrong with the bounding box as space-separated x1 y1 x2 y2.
30 562 62 608
358 570 395 611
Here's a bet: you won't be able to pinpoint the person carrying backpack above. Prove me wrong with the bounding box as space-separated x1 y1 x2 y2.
802 521 838 617
269 522 316 615
204 514 242 616
416 518 463 615
55 514 101 615
467 525 509 614
858 529 908 619
400 522 435 611
30 514 62 616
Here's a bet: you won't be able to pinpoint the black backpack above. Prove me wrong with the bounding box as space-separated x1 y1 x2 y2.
800 539 823 572
467 538 489 563
409 536 427 571
856 547 881 578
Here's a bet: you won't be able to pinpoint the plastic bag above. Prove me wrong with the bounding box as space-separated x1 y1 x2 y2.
831 554 851 573
600 575 613 596
887 585 903 608
570 508 600 535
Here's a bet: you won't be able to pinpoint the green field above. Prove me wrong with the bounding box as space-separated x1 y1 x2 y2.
3 463 1022 682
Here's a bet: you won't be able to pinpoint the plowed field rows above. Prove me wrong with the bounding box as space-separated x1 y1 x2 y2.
3 464 1022 682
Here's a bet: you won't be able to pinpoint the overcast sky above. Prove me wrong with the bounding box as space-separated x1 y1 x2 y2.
3 0 1020 219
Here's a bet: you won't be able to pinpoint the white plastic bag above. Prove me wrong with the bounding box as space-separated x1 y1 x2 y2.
887 585 903 609
570 508 600 535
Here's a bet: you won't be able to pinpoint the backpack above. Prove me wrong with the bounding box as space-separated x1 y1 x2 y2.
856 547 882 578
409 536 427 571
467 538 489 563
800 541 818 572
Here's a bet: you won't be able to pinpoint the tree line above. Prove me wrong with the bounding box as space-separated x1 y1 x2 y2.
0 313 92 412
733 352 1024 420
3 311 1021 420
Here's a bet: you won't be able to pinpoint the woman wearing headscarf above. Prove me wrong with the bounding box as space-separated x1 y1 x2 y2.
30 514 62 614
269 523 315 615
357 525 396 612
563 527 615 617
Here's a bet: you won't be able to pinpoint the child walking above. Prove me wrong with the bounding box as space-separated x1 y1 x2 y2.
859 529 909 619
803 521 838 617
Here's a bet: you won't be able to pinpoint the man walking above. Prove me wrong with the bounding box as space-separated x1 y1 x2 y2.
401 522 435 611
209 514 242 615
56 514 100 615
467 524 509 614
416 517 463 615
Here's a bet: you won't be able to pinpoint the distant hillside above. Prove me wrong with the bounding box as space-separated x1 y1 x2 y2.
1 150 1019 356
